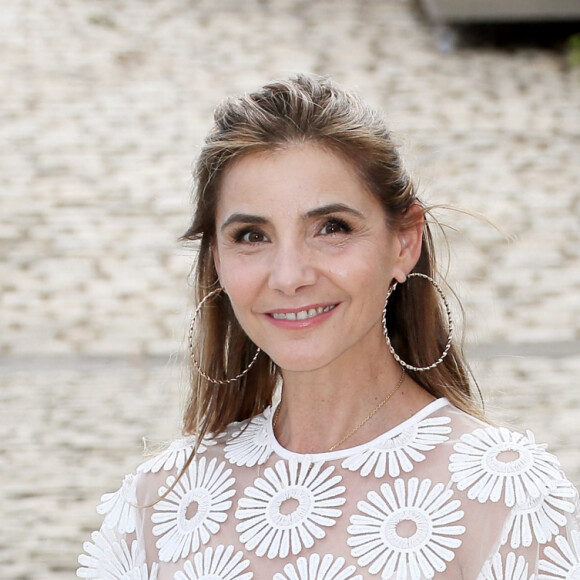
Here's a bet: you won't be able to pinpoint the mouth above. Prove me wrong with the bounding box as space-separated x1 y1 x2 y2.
269 304 336 321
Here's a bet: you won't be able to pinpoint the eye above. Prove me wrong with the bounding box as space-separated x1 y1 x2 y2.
319 217 352 235
234 228 268 244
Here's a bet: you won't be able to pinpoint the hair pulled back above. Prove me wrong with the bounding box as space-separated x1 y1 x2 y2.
181 74 483 442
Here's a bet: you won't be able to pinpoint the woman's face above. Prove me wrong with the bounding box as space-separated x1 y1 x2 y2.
213 143 420 374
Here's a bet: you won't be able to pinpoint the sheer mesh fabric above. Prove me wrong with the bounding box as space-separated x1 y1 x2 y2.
78 399 580 579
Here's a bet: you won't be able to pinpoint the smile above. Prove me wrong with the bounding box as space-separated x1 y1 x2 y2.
270 304 336 321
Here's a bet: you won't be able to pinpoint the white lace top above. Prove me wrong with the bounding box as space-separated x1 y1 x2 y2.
77 398 580 579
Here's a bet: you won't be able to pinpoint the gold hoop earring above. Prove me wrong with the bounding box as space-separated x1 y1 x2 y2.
382 272 453 372
188 287 261 384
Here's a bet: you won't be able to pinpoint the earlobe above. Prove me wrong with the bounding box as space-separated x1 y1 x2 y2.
393 269 407 284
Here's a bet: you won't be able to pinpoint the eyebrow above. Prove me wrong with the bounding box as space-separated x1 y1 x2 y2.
305 203 365 220
220 213 268 232
220 203 365 232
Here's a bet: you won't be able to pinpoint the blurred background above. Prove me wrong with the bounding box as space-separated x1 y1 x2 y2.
1 0 579 576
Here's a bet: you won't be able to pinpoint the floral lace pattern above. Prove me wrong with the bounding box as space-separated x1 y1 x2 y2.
225 409 274 467
347 477 465 579
341 416 451 478
449 427 563 507
273 554 362 580
138 435 218 475
77 526 159 580
477 552 532 580
539 530 580 579
235 458 346 559
97 473 139 534
78 400 580 579
502 478 578 549
152 456 236 563
173 545 253 580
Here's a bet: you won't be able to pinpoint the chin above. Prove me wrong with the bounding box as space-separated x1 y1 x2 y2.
268 353 333 374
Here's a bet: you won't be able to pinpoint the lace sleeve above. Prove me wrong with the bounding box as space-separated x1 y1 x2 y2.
77 473 159 580
476 469 580 579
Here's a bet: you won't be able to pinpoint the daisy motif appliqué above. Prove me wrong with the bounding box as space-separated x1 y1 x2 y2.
449 427 563 507
502 478 578 549
347 477 465 580
341 416 451 478
235 458 346 559
173 545 253 580
273 553 362 580
138 434 218 475
225 408 274 467
77 526 159 580
97 473 138 534
152 456 235 563
539 529 580 579
477 552 532 580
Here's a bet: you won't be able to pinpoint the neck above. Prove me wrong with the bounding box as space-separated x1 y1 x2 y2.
273 352 433 454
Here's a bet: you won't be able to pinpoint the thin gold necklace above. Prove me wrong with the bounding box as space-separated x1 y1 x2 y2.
272 368 406 452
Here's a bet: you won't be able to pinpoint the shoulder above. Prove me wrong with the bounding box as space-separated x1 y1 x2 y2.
417 401 580 567
438 401 573 501
130 407 275 495
439 400 579 535
136 433 220 476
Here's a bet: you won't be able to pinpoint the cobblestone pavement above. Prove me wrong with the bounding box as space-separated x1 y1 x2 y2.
1 0 579 577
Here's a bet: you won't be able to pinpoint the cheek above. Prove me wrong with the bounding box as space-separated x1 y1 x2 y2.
218 258 262 305
331 251 393 287
341 261 394 314
214 248 244 284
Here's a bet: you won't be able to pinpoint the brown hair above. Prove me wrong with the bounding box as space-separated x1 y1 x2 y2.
181 74 483 447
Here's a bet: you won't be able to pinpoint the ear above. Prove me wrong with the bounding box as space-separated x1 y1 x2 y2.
392 203 424 283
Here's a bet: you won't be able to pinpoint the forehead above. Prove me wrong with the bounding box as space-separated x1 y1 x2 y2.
216 143 378 218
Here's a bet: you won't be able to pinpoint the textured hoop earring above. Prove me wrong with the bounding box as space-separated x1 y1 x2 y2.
382 272 453 372
188 287 261 384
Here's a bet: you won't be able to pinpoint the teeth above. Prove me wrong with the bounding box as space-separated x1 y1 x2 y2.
271 304 335 320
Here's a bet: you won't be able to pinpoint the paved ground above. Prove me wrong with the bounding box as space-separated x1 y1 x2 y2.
1 0 579 577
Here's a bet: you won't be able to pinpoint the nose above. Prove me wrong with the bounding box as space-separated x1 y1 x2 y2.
268 240 317 296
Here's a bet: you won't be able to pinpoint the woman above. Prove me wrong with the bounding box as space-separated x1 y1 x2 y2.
78 75 579 579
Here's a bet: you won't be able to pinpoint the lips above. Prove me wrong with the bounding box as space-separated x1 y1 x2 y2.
269 304 336 321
